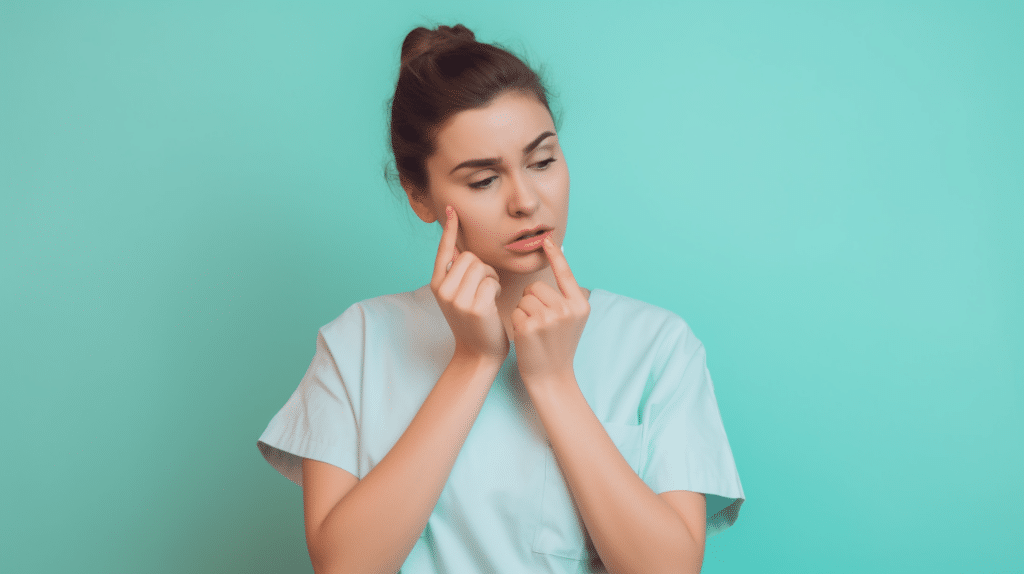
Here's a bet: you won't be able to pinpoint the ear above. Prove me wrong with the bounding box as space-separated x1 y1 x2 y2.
402 179 439 224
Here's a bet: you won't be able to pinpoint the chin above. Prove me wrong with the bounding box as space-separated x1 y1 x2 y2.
493 254 544 272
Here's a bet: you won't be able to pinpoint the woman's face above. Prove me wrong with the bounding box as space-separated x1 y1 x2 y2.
410 91 570 275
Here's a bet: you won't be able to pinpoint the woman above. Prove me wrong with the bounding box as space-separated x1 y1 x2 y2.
257 24 744 573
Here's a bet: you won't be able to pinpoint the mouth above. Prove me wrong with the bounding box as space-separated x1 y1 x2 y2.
507 229 553 252
509 226 552 244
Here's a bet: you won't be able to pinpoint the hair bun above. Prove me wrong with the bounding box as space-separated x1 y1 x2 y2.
400 24 476 67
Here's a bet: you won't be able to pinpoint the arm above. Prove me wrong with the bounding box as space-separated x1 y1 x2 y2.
302 353 502 574
527 374 706 574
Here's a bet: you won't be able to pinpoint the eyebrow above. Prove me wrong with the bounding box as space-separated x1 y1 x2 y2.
448 130 556 175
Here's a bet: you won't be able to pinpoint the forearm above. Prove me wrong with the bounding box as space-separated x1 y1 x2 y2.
311 353 502 574
528 376 703 574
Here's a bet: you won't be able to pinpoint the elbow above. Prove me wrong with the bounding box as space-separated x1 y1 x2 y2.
658 528 707 574
307 533 342 574
650 552 703 574
677 529 705 574
307 542 328 574
683 534 705 574
306 526 356 574
605 547 703 574
308 539 390 574
600 523 703 574
308 547 354 574
309 553 343 574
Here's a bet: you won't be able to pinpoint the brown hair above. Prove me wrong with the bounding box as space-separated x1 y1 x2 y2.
386 24 557 205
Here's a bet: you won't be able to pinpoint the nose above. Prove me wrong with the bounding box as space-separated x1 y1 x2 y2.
506 170 539 216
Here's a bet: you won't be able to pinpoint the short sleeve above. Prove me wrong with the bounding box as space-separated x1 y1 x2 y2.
639 320 745 536
256 308 364 486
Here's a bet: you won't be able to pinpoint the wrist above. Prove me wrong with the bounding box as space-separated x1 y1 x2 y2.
450 349 505 376
523 370 578 405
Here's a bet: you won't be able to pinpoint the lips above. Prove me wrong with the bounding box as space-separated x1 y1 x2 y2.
510 225 552 244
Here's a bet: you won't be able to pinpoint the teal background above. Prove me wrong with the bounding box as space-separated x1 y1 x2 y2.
2 0 1021 572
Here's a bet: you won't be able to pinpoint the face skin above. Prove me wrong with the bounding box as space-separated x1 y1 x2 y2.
405 90 590 341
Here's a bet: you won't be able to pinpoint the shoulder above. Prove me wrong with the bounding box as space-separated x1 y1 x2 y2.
588 288 706 372
319 284 441 347
591 288 699 346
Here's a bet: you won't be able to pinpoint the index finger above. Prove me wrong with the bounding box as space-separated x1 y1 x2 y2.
540 235 583 299
434 205 460 277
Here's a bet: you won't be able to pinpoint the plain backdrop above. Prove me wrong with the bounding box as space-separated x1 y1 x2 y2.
1 1 1021 572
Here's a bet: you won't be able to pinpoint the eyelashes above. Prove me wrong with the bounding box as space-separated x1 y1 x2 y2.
468 158 557 189
469 177 496 189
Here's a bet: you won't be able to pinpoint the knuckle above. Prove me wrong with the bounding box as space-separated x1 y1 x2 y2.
438 285 455 302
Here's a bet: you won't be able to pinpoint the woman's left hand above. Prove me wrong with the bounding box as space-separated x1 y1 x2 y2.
512 236 591 386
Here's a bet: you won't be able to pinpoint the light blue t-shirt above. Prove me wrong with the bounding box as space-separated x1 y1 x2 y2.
257 284 745 573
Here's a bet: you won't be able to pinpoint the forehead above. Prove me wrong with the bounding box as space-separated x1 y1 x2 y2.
432 92 555 164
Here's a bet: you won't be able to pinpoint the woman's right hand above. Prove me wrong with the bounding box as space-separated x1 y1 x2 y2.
430 205 510 365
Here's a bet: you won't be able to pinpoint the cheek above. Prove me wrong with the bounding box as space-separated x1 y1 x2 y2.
538 166 569 194
549 167 570 207
553 163 570 194
454 215 483 252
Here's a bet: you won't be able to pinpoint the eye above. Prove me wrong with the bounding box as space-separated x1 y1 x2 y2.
535 158 557 170
469 176 497 189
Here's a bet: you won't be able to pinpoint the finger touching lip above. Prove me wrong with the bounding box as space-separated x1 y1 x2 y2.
507 229 552 252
